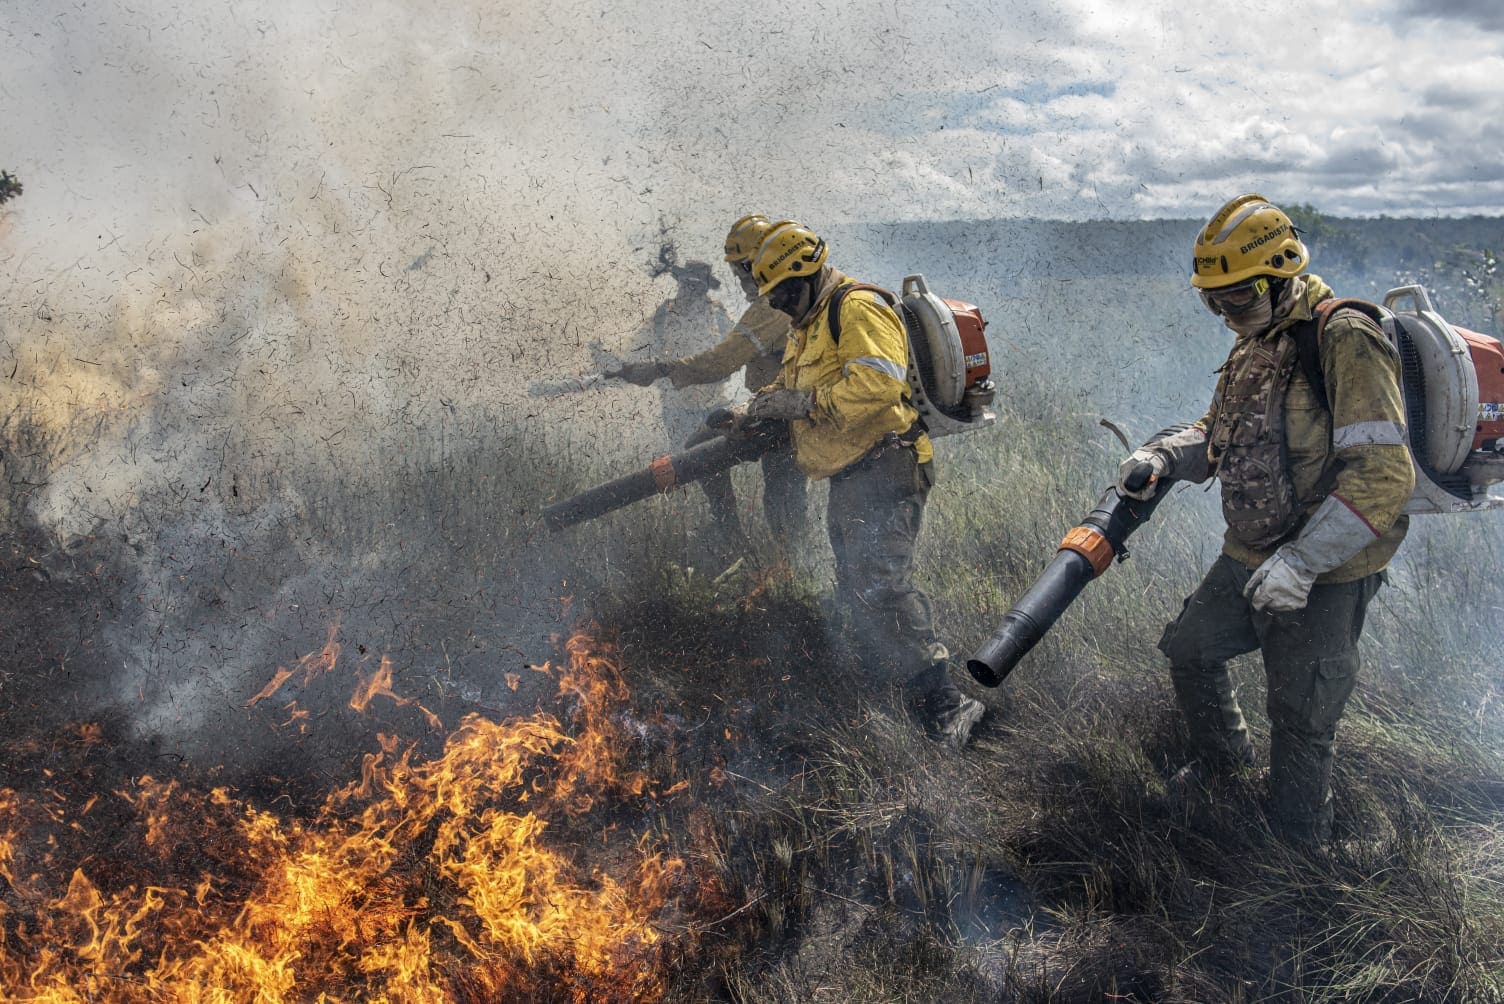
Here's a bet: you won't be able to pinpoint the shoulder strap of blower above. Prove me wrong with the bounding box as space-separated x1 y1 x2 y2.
1291 297 1386 411
824 281 926 435
826 282 898 345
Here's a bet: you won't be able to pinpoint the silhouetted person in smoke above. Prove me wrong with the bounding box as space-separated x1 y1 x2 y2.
617 217 808 553
636 250 734 444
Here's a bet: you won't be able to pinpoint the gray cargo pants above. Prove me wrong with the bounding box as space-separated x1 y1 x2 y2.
827 437 965 722
1158 553 1382 844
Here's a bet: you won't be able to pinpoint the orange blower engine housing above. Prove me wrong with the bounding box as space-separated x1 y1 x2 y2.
944 296 993 390
1457 326 1504 450
895 275 997 439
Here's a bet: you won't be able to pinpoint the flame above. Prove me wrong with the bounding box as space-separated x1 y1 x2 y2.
245 621 341 706
349 655 443 731
0 630 717 1000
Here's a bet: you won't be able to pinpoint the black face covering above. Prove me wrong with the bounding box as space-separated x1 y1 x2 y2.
768 274 815 318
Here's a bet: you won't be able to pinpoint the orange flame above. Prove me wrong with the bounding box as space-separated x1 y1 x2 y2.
350 655 443 730
245 621 341 706
0 629 715 1000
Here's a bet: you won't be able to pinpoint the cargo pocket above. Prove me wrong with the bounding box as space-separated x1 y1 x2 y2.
871 441 927 500
1296 655 1360 741
1156 594 1195 660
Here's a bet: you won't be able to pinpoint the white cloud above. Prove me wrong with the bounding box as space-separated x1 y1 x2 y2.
2 0 1500 280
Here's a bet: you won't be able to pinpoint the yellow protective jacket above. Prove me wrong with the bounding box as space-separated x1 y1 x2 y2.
764 268 933 481
666 297 789 393
1194 275 1415 582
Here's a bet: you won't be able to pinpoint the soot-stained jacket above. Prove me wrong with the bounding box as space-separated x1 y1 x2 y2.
763 267 932 481
664 297 790 393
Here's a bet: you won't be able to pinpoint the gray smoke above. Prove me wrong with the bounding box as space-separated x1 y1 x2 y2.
4 1 1503 761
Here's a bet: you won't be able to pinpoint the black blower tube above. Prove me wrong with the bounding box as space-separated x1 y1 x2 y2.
966 426 1189 687
541 413 787 531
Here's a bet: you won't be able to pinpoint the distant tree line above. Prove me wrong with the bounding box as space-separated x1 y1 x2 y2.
1282 204 1501 335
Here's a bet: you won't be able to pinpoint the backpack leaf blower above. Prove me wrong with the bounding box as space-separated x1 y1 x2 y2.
966 427 1186 688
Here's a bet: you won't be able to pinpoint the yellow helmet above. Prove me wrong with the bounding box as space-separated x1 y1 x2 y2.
724 214 774 263
1190 194 1309 289
752 221 828 296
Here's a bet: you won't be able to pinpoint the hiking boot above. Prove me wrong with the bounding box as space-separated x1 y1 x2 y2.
934 695 986 751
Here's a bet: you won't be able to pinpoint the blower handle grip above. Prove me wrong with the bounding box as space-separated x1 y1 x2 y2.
1121 460 1157 495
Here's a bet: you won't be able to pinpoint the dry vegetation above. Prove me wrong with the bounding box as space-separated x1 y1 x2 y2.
540 383 1504 1001
2 238 1502 1001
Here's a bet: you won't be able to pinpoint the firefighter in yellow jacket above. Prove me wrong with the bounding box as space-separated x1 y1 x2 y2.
743 220 985 748
617 215 807 545
1117 194 1415 844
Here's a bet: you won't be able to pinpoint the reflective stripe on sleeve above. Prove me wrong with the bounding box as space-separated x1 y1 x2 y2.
845 356 907 382
1332 420 1407 451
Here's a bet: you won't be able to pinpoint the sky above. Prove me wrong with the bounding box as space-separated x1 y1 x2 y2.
4 0 1504 277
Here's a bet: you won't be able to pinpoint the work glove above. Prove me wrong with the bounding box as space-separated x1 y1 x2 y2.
616 360 665 386
1244 548 1318 613
1244 495 1380 613
747 388 815 422
1116 448 1167 500
707 403 749 438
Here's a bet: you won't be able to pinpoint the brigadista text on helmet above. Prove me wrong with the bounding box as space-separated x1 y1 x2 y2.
768 238 821 272
1239 223 1290 256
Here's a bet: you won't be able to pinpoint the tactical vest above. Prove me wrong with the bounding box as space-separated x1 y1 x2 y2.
1208 300 1388 550
1207 331 1305 550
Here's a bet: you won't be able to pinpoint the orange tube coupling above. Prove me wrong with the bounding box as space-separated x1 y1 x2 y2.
1059 525 1114 577
649 455 678 493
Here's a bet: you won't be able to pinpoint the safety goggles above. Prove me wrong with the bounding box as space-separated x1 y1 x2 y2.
1198 276 1270 316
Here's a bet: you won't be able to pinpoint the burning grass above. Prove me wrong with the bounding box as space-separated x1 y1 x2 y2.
0 631 729 1001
